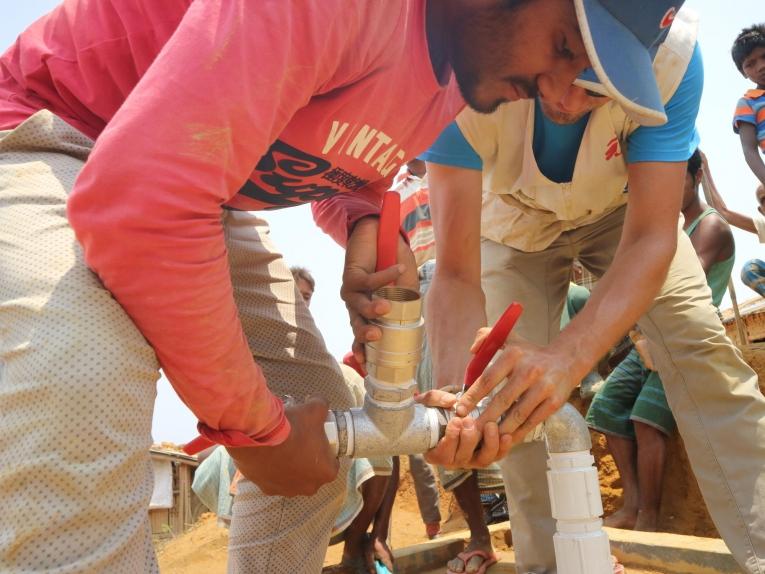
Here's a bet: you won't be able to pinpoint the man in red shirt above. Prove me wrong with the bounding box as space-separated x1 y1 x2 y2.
0 0 682 571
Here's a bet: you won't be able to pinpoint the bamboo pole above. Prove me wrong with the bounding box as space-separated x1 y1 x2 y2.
700 170 749 346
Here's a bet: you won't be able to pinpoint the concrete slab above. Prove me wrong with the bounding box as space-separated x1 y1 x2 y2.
605 527 742 574
389 523 510 574
384 523 742 574
392 536 465 574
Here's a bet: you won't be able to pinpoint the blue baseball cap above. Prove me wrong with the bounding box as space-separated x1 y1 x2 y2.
573 0 685 126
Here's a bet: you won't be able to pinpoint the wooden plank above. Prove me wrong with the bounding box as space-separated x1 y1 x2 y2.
150 509 172 538
701 173 749 345
150 447 199 466
178 463 192 533
726 278 749 345
725 309 765 344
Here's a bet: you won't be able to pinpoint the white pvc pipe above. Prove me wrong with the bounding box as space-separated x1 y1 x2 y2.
325 283 614 572
547 451 612 574
543 407 613 574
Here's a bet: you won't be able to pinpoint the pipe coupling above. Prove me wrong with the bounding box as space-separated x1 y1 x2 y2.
364 286 424 387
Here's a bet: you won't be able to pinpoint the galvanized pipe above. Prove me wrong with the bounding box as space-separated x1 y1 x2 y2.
543 403 593 453
324 284 613 574
325 289 595 460
325 285 480 458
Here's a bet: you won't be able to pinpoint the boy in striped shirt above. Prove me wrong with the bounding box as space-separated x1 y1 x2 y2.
733 24 765 187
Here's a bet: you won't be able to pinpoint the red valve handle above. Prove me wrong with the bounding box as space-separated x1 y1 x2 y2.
376 191 401 272
463 302 523 390
343 351 367 378
184 434 213 455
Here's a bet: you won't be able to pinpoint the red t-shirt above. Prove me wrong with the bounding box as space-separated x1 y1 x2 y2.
0 0 463 446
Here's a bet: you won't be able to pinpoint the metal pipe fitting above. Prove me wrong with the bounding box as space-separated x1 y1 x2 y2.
326 285 436 458
324 286 594 463
543 403 593 453
324 282 494 458
325 396 485 458
324 281 484 457
363 285 424 438
324 276 612 573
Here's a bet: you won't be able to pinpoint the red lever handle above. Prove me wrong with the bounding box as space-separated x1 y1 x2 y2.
463 302 523 390
184 434 213 455
342 351 367 378
376 191 401 272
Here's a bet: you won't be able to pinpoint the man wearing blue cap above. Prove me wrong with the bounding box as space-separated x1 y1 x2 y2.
0 0 683 572
421 3 765 574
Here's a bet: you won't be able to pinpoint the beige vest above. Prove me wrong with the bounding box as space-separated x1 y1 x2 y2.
456 7 698 252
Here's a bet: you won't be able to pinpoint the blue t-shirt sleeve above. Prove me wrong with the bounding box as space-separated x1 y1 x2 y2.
626 43 703 164
419 122 483 171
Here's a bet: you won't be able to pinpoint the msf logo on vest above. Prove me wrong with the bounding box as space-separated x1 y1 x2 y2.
605 137 622 161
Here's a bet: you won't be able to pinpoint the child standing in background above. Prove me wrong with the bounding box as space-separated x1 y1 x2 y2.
732 24 765 187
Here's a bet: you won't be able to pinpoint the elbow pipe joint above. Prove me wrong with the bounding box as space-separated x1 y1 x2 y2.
325 285 489 457
543 403 593 454
325 286 593 460
326 285 434 458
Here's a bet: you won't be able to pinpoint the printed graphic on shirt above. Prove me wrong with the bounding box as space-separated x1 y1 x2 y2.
321 121 406 176
238 121 406 209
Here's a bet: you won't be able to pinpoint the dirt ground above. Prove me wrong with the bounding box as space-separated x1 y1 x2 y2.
568 394 719 539
158 457 464 574
157 511 665 574
157 397 721 572
157 454 693 574
156 305 765 572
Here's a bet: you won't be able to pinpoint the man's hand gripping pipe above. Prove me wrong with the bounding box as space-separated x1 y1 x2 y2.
183 190 524 459
334 195 613 574
325 191 524 458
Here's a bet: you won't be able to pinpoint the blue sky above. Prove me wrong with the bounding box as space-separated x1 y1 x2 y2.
3 0 762 443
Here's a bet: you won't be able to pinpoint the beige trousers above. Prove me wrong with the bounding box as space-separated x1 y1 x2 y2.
0 111 353 573
482 205 765 574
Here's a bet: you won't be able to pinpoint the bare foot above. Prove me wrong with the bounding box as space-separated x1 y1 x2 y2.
604 507 638 530
446 536 495 573
634 510 658 532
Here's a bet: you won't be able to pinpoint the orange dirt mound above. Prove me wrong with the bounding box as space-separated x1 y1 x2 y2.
158 460 461 574
570 395 718 539
156 513 228 574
